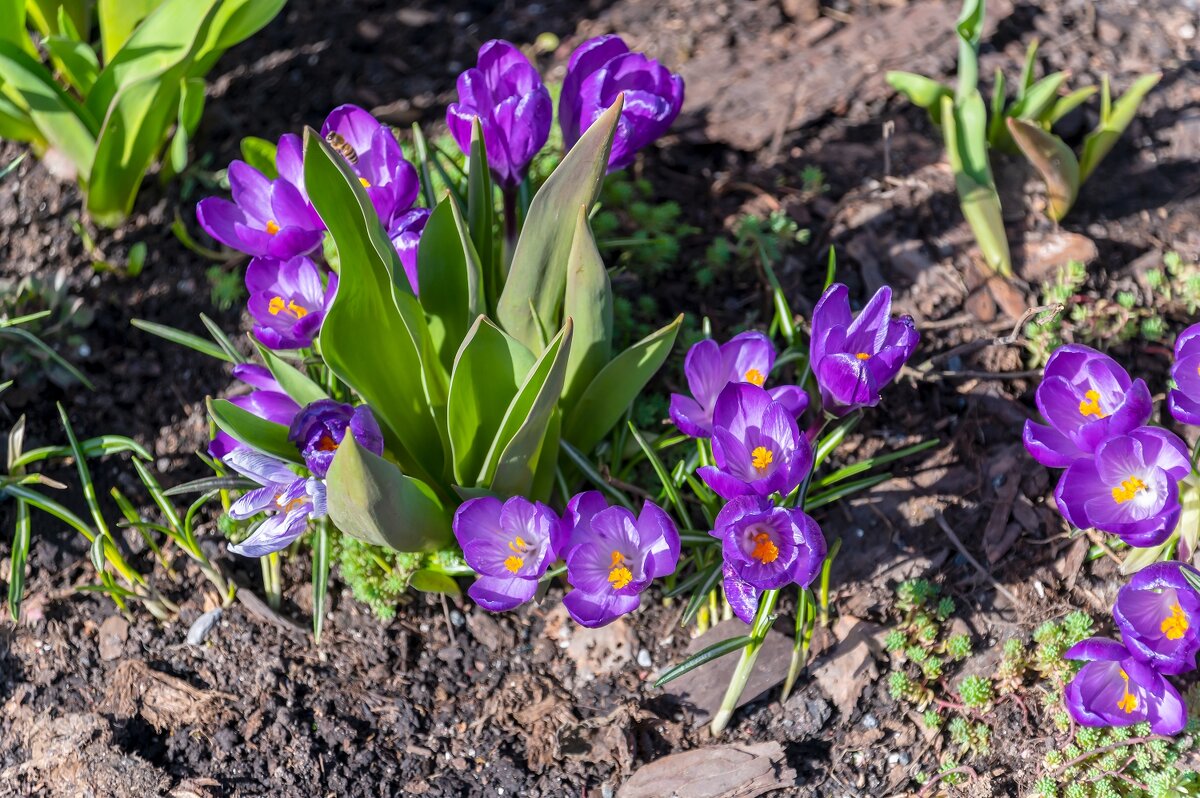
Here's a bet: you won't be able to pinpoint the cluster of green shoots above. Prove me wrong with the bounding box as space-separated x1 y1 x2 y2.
1026 253 1200 366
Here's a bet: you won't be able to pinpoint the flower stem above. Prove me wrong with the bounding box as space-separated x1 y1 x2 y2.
780 587 814 703
262 552 282 610
711 587 780 734
502 186 519 271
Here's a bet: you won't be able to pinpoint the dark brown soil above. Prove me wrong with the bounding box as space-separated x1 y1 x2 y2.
1 0 1198 796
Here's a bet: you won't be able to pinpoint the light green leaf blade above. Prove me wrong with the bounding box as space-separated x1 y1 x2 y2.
1007 117 1079 222
446 315 535 486
954 0 986 101
487 321 574 497
132 317 234 362
189 0 287 74
97 0 158 65
885 71 950 124
496 96 622 351
166 76 205 177
563 313 682 454
0 40 97 175
466 116 496 309
1047 86 1097 125
418 194 484 371
253 341 329 406
1009 71 1070 123
44 35 100 95
409 569 461 597
207 397 300 464
561 204 612 413
941 93 1010 276
0 0 31 53
325 436 451 552
240 135 278 178
1079 72 1161 184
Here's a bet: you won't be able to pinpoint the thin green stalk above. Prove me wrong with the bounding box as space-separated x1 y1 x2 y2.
781 587 815 703
263 552 282 610
711 588 780 734
312 520 331 643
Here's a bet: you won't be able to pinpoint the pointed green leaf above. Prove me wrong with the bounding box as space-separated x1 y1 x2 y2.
1007 117 1079 221
409 569 461 597
561 204 613 413
446 316 535 486
0 0 31 53
132 318 234 362
325 436 451 552
304 127 446 486
208 397 300 464
0 41 97 175
564 313 682 454
418 194 484 371
166 76 205 177
885 71 950 124
986 68 1006 147
529 408 561 503
942 93 1010 276
44 35 100 95
953 0 985 100
497 96 622 351
189 0 287 74
1079 72 1161 183
467 116 497 308
1009 71 1070 123
240 135 278 178
253 341 329 406
1047 86 1097 125
484 321 574 496
1018 38 1039 98
97 0 158 65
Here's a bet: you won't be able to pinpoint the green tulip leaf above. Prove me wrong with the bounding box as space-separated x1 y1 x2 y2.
564 313 682 454
325 436 451 553
1079 72 1161 184
240 135 278 178
1007 117 1079 222
409 569 462 597
207 397 300 464
466 117 497 309
253 341 329 406
0 41 97 176
44 35 100 95
885 71 951 125
941 93 1010 276
561 204 612 414
418 194 485 371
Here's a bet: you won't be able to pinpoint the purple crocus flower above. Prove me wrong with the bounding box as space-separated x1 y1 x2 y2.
559 35 685 172
1113 561 1200 675
388 207 431 294
454 495 562 612
1054 427 1190 547
321 105 420 225
246 256 338 350
287 399 384 478
1169 323 1200 427
447 40 553 189
196 139 324 259
209 364 302 461
712 496 826 623
698 383 813 500
809 284 919 417
1024 344 1153 468
1064 637 1186 735
669 331 809 439
225 449 326 557
559 491 680 628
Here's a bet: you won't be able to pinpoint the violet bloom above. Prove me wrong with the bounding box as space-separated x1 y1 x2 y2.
1113 561 1200 675
225 449 326 557
447 40 552 189
698 383 813 500
1055 427 1190 547
1064 637 1186 735
559 35 685 172
559 491 680 628
389 207 431 294
712 496 826 623
321 105 420 225
454 496 562 612
669 331 808 439
1024 344 1153 468
287 399 384 479
246 256 338 350
209 364 301 461
809 284 919 417
196 138 324 259
1169 323 1200 427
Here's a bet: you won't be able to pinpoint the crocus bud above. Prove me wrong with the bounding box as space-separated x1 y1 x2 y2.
559 35 684 172
287 400 384 478
447 40 552 189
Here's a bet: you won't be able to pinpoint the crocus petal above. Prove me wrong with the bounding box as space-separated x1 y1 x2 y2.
468 574 539 612
767 385 809 418
562 589 641 628
669 393 713 439
224 449 298 487
723 562 761 624
1022 419 1086 468
229 510 311 557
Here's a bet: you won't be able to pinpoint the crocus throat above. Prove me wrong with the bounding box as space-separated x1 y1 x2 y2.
266 219 281 235
744 368 766 387
268 297 309 318
751 446 773 473
750 532 779 564
315 433 339 452
359 177 371 188
1078 389 1105 419
1117 668 1138 713
855 352 871 361
1162 602 1189 640
275 494 306 513
608 551 633 590
504 536 529 574
1111 476 1147 504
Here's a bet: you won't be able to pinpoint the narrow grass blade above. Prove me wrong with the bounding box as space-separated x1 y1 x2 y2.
681 562 725 627
655 634 753 688
163 475 258 496
814 438 939 488
8 498 29 620
12 435 151 470
0 327 93 388
312 520 331 642
132 318 233 362
559 440 635 510
200 313 245 363
627 422 693 529
804 473 892 511
57 404 110 538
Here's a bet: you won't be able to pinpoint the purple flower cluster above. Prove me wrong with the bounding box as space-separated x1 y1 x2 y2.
452 492 680 627
197 106 427 354
1026 337 1200 735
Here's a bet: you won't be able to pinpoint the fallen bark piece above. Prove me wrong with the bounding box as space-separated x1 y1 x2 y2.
618 741 797 798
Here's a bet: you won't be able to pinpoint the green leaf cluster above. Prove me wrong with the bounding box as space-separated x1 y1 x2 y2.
886 0 1159 275
0 0 285 226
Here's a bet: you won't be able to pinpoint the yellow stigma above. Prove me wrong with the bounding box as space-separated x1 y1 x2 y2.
503 536 529 573
1111 476 1147 504
1079 389 1105 418
608 550 633 590
504 555 524 573
1116 667 1138 713
268 296 310 318
265 219 280 235
1162 603 1189 640
744 368 766 387
855 352 871 361
359 177 371 188
751 446 773 473
275 495 306 513
750 532 779 564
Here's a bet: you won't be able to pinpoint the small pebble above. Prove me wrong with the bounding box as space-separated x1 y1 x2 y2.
861 713 878 729
449 610 465 627
186 608 222 646
636 648 652 668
